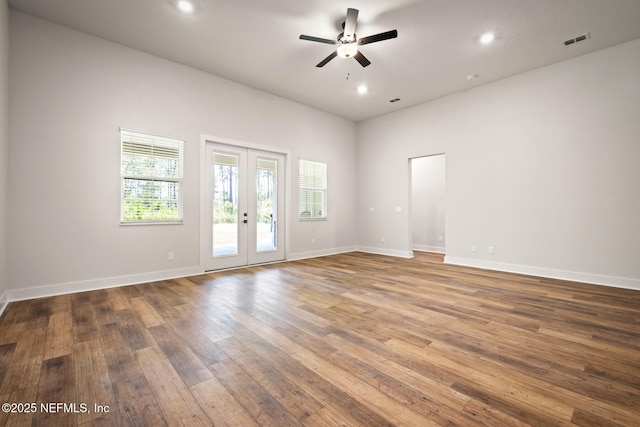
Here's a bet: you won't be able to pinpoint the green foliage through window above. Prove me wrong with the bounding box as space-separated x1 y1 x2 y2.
121 129 184 223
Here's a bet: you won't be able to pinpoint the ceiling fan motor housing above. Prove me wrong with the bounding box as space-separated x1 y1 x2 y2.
338 32 356 44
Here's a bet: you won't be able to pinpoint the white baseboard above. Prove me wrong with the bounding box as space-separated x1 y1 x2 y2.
444 256 640 291
356 246 414 259
6 251 637 305
412 245 445 254
7 266 204 302
6 247 360 304
288 246 358 261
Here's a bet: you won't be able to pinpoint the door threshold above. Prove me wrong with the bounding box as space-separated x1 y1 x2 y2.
205 258 288 273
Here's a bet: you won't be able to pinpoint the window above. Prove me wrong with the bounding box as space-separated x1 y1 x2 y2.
120 129 184 224
299 159 327 219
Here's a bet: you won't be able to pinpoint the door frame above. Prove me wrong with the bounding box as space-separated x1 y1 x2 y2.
409 153 446 255
200 134 291 271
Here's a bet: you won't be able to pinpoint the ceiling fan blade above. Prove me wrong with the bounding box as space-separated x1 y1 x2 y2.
353 51 371 67
316 51 338 67
343 8 358 40
300 35 337 45
358 29 398 45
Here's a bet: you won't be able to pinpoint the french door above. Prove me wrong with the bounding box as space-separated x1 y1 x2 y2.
205 143 285 270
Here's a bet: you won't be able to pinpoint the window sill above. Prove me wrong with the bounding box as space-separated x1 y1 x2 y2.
120 221 184 226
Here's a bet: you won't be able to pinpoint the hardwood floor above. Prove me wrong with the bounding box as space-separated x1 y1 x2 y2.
0 251 639 426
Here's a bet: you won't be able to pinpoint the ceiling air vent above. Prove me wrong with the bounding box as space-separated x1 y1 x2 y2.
564 32 591 46
389 98 401 103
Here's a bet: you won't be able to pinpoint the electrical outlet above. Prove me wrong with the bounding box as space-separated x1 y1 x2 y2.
439 236 444 242
168 252 174 261
489 246 495 255
381 237 386 243
471 245 477 253
311 238 316 245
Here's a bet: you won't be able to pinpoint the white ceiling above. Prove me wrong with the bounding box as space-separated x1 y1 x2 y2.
8 0 640 122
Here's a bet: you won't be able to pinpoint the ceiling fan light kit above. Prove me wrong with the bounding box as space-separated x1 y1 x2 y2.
337 43 358 58
299 8 398 68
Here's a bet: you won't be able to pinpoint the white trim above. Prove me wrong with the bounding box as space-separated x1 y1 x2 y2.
119 126 185 143
412 245 445 254
120 221 183 226
200 134 289 157
444 256 640 291
0 291 8 317
6 266 203 302
288 246 358 261
200 136 207 271
4 251 638 304
356 246 414 259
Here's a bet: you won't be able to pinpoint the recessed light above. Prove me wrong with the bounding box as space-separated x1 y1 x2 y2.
467 74 479 81
178 0 194 13
480 32 495 44
357 85 368 95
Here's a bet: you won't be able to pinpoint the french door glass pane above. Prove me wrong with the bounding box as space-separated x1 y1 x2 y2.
256 158 277 252
212 153 239 256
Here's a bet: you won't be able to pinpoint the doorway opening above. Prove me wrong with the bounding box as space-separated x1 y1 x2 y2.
410 154 446 255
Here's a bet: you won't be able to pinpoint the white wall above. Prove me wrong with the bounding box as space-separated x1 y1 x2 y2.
7 11 640 300
0 1 9 311
357 38 640 289
8 11 357 299
411 155 445 253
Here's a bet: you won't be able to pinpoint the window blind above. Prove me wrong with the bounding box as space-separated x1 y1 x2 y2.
299 159 327 219
120 129 184 223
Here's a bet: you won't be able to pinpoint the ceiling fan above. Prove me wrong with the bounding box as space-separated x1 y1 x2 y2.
299 8 398 68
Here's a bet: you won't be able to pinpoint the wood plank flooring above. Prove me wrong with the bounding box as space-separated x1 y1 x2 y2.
0 251 639 426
